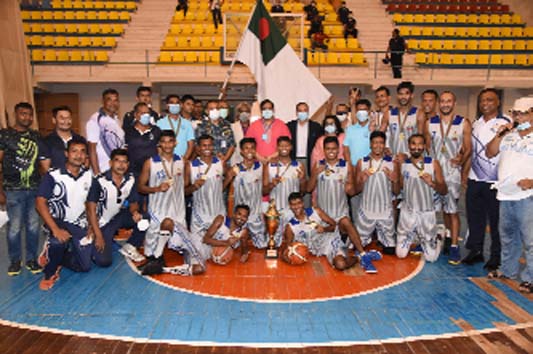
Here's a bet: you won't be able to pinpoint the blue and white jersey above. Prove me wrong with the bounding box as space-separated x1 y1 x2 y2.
387 106 418 155
401 157 436 212
316 159 349 221
268 160 302 215
190 157 225 222
198 216 246 261
37 167 94 227
288 208 323 246
233 161 263 217
360 155 394 219
87 170 137 227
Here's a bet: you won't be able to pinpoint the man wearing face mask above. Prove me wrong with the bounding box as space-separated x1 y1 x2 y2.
125 102 161 177
245 99 291 164
122 86 160 130
218 100 232 123
287 102 323 177
230 102 252 166
157 94 195 161
335 103 351 130
486 97 533 293
195 100 235 163
343 99 374 222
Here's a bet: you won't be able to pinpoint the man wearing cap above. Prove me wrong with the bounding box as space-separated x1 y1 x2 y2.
485 97 533 294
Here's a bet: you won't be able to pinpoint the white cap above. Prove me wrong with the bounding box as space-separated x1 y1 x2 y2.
510 97 533 112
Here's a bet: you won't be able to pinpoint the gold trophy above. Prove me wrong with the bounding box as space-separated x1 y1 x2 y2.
265 200 280 259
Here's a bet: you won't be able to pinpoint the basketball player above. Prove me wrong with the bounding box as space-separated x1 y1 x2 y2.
36 137 95 290
354 131 399 254
283 193 380 272
425 91 472 265
396 134 448 262
263 136 306 246
137 130 188 275
307 136 383 272
224 138 265 248
185 134 226 237
86 149 146 266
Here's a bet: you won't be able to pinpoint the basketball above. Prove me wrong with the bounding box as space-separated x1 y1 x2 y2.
284 242 309 265
211 246 234 265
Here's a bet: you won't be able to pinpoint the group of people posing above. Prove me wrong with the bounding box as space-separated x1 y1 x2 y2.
1 82 532 294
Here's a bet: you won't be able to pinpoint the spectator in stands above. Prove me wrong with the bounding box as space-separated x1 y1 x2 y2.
311 30 329 51
344 16 358 40
245 99 291 164
176 0 189 18
210 0 223 30
195 100 235 162
41 105 87 170
386 29 408 79
157 94 195 160
122 86 159 130
125 102 161 177
87 88 125 175
271 0 285 13
337 1 352 25
304 1 319 21
308 14 324 39
230 102 252 166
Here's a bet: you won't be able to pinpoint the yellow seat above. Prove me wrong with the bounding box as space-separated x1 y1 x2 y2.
330 26 343 36
42 24 54 33
465 55 476 65
190 37 201 48
30 35 42 46
92 37 104 47
440 54 452 65
436 14 446 23
478 55 489 65
467 41 478 51
444 27 456 37
192 25 204 35
172 51 185 63
94 51 108 62
108 12 120 21
213 37 223 48
75 11 86 21
408 40 418 50
415 52 427 64
227 37 238 50
70 50 82 62
403 14 414 23
527 40 533 50
197 51 207 63
502 40 513 50
524 28 533 37
159 52 172 62
55 36 67 47
433 28 444 37
352 53 365 65
170 24 180 35
31 49 44 62
399 27 409 36
119 12 130 21
57 50 69 61
64 11 75 20
489 15 501 25
21 11 31 20
511 14 522 24
79 37 92 47
41 11 53 20
325 52 337 64
181 24 193 35
43 36 55 46
307 52 318 66
184 51 198 63
491 40 502 50
392 13 403 23
176 37 188 48
419 40 430 50
173 12 184 22
421 27 433 36
111 24 123 34
44 49 56 61
103 37 116 47
502 54 514 65
500 27 512 37
455 28 466 37
209 51 220 63
334 39 346 50
456 14 466 23
53 12 64 20
87 24 99 34
97 12 109 21
30 12 41 20
431 41 443 50
511 28 523 37
347 38 358 49
125 2 137 11
467 15 478 25
425 15 435 23
490 54 502 65
86 11 97 20
30 23 42 33
478 28 490 38
515 54 527 65
490 28 501 37
478 14 489 25
164 37 176 48
451 54 465 65
515 40 526 50
23 23 31 33
66 37 78 47
500 14 511 24
66 24 78 33
455 40 466 50
55 24 66 33
339 53 351 64
443 40 454 50
204 24 217 35
478 40 490 50
466 28 478 37
414 14 424 23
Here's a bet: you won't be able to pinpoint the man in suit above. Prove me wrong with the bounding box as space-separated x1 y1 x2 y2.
287 102 323 207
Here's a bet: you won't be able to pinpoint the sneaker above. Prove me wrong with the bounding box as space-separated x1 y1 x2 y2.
141 257 164 276
382 246 395 255
462 250 484 265
163 264 192 276
360 254 377 274
409 245 423 256
25 260 43 274
39 266 61 291
119 243 146 263
7 261 21 276
366 250 383 261
38 242 49 268
443 237 452 255
448 245 461 265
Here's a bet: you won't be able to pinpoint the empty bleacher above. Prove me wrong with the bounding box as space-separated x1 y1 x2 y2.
21 0 138 64
384 0 533 67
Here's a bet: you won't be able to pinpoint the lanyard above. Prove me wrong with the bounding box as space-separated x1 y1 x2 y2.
161 156 174 180
167 116 182 138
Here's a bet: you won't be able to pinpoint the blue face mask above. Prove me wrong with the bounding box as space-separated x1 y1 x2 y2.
517 121 531 131
139 113 151 125
209 109 220 121
262 109 274 119
356 110 369 122
168 104 181 115
297 111 309 121
324 124 336 134
219 108 229 119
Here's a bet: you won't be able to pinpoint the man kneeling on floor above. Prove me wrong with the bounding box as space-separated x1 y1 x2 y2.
36 138 95 290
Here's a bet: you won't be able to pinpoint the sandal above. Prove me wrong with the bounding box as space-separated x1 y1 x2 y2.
518 281 532 294
487 269 504 279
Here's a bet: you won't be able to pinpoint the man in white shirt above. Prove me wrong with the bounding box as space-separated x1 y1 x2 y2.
463 89 510 271
486 96 533 294
86 88 125 175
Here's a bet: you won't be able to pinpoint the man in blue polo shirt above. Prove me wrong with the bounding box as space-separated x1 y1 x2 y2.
86 149 147 265
344 99 374 222
157 94 195 160
42 105 87 170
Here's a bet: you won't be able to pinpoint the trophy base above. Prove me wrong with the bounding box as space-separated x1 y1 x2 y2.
265 248 278 259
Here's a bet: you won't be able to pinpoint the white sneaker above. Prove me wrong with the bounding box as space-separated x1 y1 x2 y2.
119 243 146 263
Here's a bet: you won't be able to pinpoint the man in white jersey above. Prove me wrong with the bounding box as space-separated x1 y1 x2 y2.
224 138 265 248
307 136 383 272
419 89 438 134
354 131 399 255
86 149 146 266
137 130 188 275
263 136 306 246
36 138 95 290
486 97 533 294
185 134 226 236
425 91 472 265
282 193 381 272
463 89 509 271
396 134 448 262
372 86 392 132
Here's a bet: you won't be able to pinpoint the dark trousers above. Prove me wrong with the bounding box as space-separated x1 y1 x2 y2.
212 8 222 28
465 179 501 261
391 53 403 78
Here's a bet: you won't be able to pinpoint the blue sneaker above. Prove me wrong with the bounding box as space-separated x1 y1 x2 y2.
448 245 461 265
366 250 383 261
360 254 377 274
409 245 423 256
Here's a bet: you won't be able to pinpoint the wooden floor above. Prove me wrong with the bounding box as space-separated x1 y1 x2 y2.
1 322 532 353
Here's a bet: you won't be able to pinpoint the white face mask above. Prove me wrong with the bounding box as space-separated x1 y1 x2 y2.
168 104 180 115
209 109 220 121
239 112 250 122
336 113 347 122
324 124 336 134
219 108 229 119
356 110 369 122
262 109 274 119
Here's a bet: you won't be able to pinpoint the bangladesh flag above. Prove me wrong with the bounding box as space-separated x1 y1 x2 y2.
235 1 331 121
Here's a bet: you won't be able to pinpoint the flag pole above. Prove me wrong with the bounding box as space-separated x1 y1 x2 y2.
218 2 259 99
